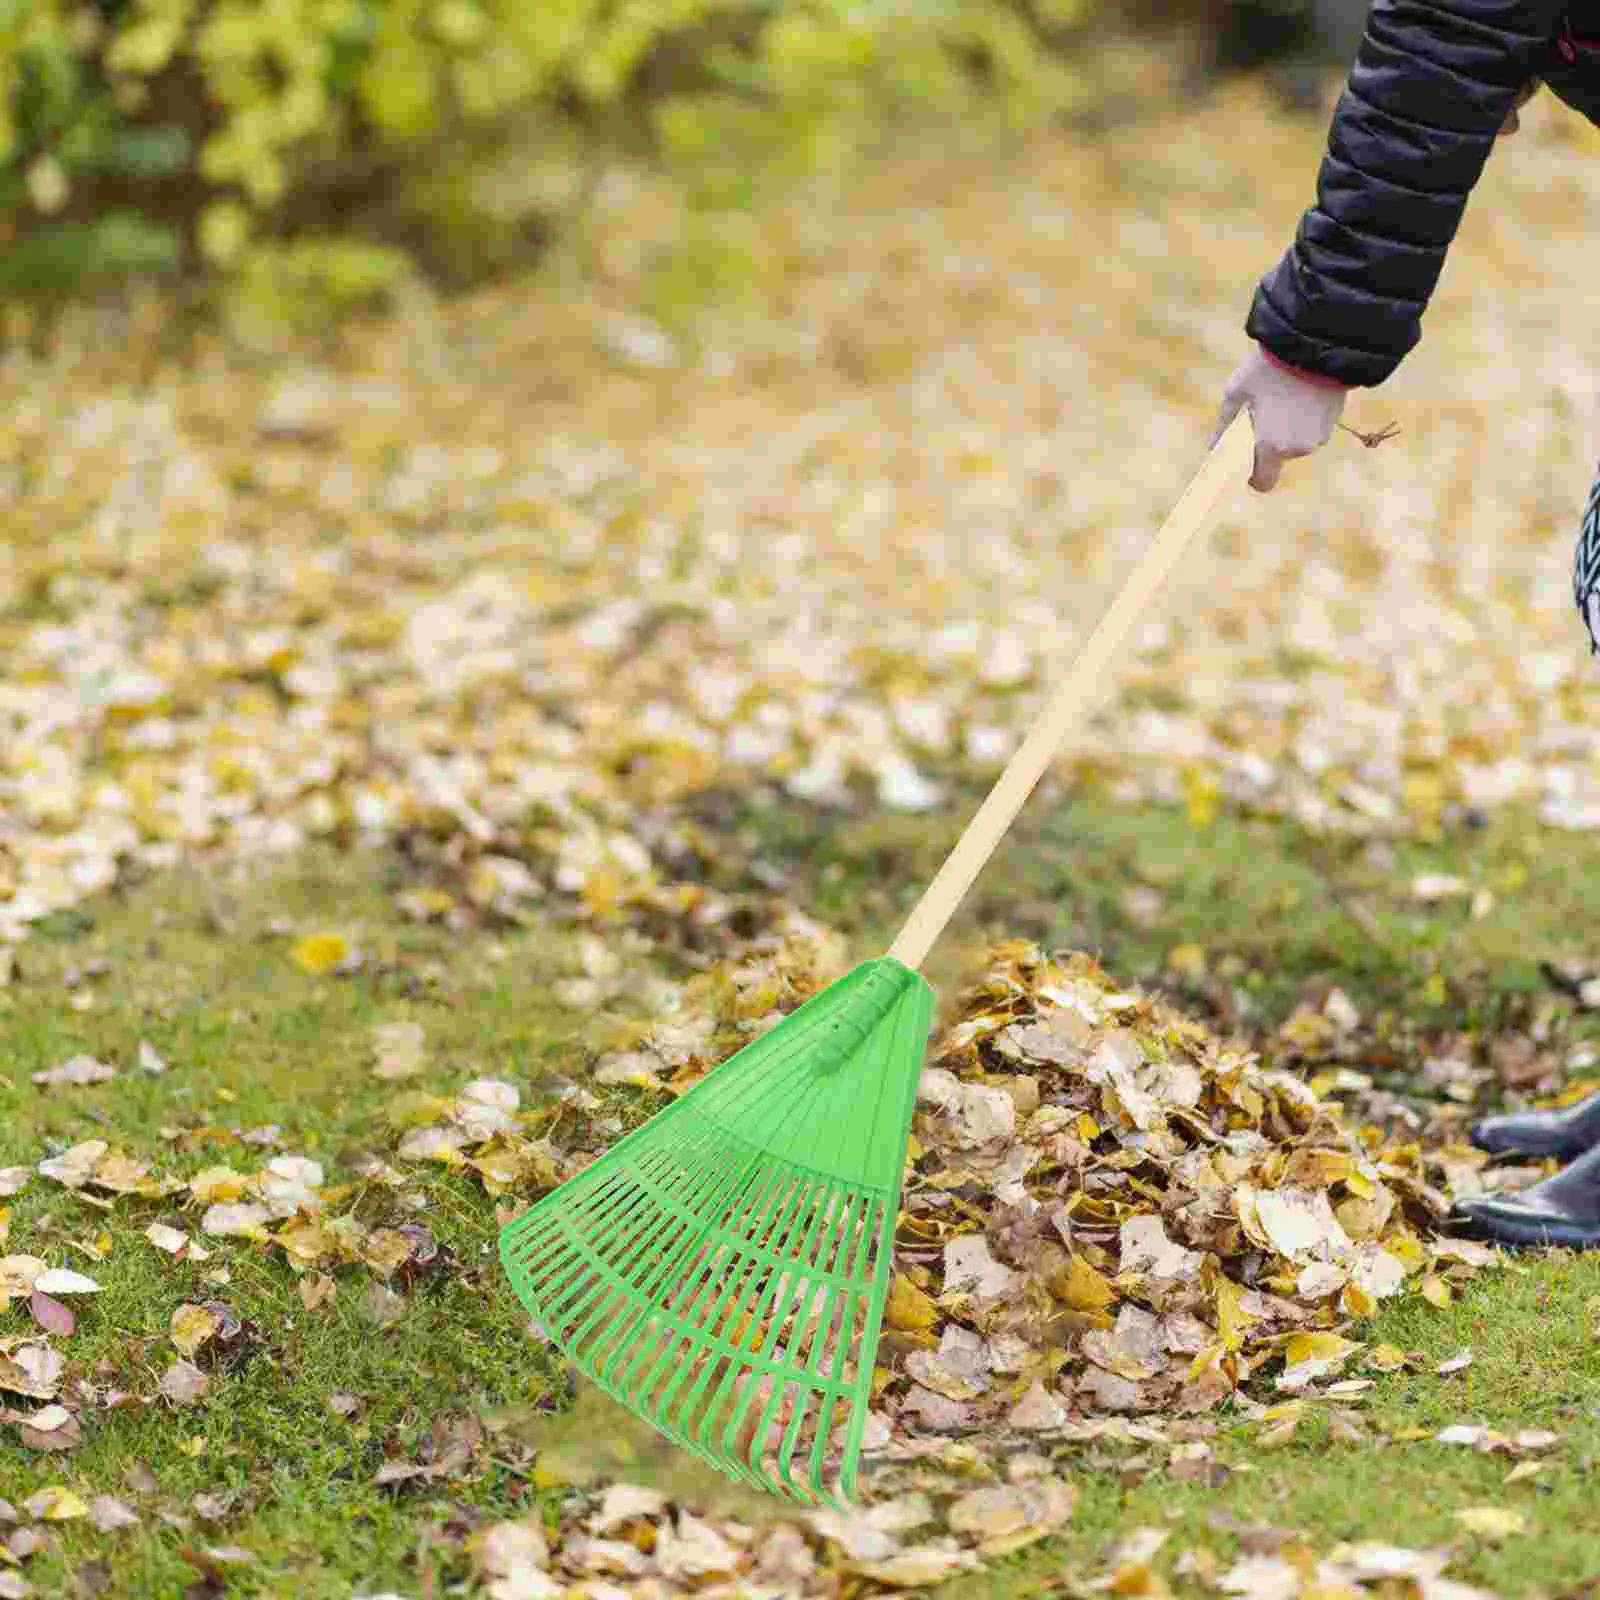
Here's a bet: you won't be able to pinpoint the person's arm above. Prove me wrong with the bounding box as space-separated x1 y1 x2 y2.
1249 0 1562 387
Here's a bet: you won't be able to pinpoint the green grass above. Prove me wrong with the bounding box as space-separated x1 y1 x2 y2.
4 799 1600 1596
0 850 590 1599
728 787 1600 1053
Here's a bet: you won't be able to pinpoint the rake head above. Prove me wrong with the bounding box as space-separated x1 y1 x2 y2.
498 957 934 1507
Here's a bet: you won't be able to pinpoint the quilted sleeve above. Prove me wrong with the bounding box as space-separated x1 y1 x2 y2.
1246 0 1565 387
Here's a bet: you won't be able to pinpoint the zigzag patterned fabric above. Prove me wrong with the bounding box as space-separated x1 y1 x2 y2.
1577 464 1600 657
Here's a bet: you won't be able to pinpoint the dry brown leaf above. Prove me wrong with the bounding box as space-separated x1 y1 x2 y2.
158 1360 211 1407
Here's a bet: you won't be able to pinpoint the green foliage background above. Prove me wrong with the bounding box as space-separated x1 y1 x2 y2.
0 0 1315 336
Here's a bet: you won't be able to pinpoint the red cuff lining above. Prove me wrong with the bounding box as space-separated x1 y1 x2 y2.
1258 345 1350 391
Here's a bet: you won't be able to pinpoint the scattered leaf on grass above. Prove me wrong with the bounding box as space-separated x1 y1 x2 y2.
19 1404 82 1452
38 1141 107 1189
360 1282 406 1327
1420 1275 1453 1309
23 1487 86 1521
27 1291 73 1336
159 1360 211 1406
145 1224 210 1261
1 1346 62 1401
291 933 350 975
171 1304 222 1359
32 1055 115 1088
88 1496 139 1532
854 1549 976 1587
1454 1507 1527 1541
0 1257 44 1297
299 1273 336 1311
34 1267 100 1296
201 1203 271 1240
201 1545 253 1566
189 1166 251 1204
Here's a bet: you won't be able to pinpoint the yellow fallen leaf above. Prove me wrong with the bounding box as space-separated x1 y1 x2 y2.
1214 1275 1257 1347
1105 1562 1171 1597
1166 943 1206 981
386 1092 455 1129
1258 1414 1301 1448
190 1166 250 1205
1419 1274 1453 1309
27 1486 87 1521
291 932 350 975
170 1303 221 1358
1182 766 1219 830
397 887 455 922
1056 1256 1117 1313
1382 1231 1428 1272
1367 1343 1407 1372
275 1219 333 1265
884 1273 937 1332
1454 1506 1527 1541
1341 1281 1377 1318
1258 1401 1306 1424
1284 1332 1359 1367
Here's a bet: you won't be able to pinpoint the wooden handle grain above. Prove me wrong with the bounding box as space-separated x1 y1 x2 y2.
886 409 1255 972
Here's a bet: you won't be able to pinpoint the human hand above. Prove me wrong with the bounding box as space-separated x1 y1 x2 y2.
1210 344 1347 493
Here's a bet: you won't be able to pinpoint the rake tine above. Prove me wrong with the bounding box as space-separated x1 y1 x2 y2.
498 957 937 1504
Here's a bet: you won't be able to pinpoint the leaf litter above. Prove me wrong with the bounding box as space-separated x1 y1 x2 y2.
0 928 1544 1595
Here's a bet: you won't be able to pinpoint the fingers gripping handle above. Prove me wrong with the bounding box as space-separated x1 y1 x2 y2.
886 409 1255 973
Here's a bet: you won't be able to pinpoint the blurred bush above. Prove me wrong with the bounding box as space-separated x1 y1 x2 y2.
0 0 1357 338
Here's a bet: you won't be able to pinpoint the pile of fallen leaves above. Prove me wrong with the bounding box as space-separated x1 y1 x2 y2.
886 942 1498 1426
400 938 1518 1598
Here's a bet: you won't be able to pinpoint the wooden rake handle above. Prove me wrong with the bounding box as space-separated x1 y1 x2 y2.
887 409 1255 972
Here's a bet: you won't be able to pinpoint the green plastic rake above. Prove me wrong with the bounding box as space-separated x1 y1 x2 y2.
499 412 1254 1506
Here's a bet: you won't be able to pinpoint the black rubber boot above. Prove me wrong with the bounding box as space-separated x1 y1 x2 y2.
1470 1090 1600 1162
1449 1138 1600 1249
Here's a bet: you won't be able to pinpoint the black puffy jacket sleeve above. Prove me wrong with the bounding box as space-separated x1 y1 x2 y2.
1247 0 1565 388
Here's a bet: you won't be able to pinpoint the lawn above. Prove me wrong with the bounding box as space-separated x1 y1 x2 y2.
3 795 1600 1597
